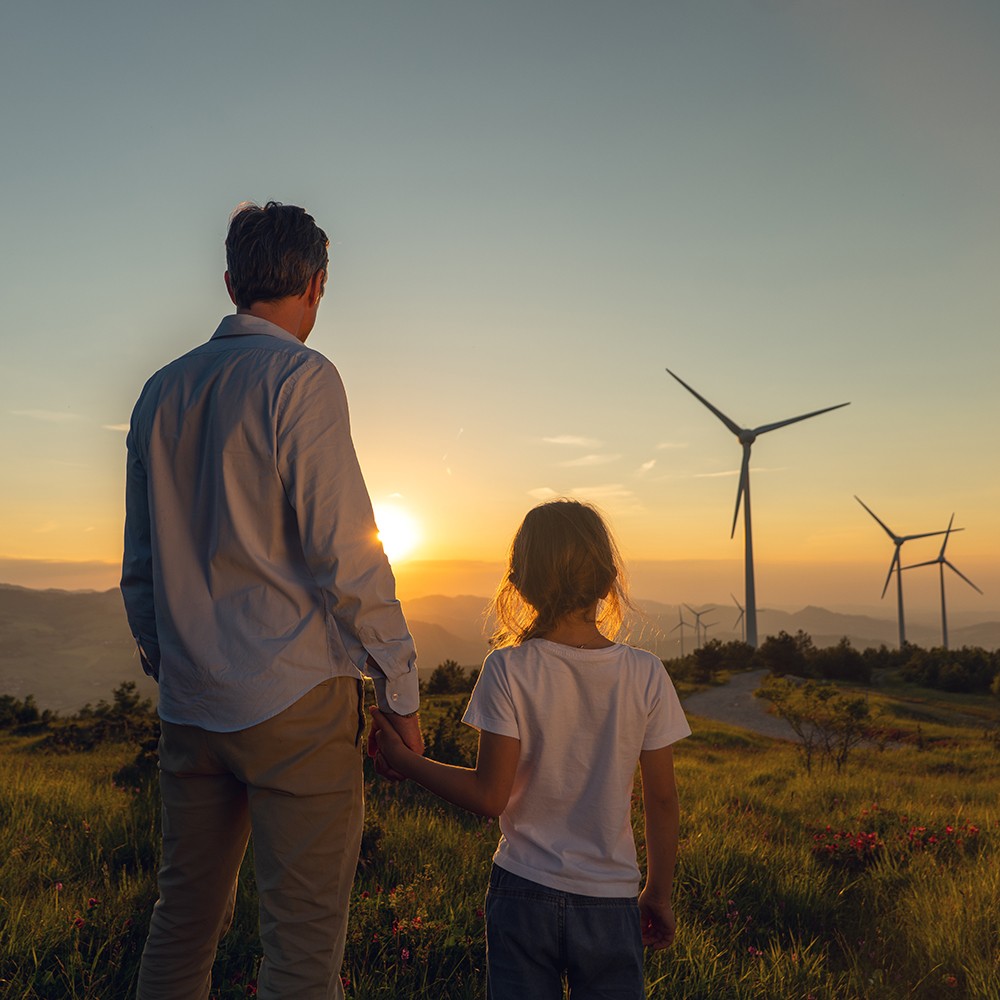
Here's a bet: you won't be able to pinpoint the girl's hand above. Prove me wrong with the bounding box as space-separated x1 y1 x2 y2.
369 706 413 778
638 887 676 950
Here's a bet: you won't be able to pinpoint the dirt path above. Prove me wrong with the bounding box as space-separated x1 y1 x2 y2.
681 669 798 742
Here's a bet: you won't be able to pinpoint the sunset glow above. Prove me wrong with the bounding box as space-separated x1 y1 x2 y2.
374 504 421 563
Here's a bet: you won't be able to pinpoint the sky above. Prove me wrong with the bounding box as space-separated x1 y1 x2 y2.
1 0 998 618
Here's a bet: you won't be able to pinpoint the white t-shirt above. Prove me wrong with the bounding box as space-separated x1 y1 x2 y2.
463 638 690 897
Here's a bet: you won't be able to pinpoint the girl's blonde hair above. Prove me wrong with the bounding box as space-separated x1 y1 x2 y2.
488 499 631 647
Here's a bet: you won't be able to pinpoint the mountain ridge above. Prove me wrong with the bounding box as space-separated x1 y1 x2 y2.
1 584 997 713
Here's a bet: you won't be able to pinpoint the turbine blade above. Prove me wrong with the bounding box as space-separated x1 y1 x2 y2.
880 550 899 599
901 559 937 571
665 368 744 437
901 529 953 543
938 514 956 559
944 560 983 595
731 445 751 539
753 401 850 437
855 496 896 541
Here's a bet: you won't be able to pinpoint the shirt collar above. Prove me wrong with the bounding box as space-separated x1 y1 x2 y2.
211 313 303 345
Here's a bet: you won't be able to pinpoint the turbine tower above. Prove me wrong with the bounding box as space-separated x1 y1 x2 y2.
667 368 850 648
854 496 950 649
902 514 981 650
731 593 746 642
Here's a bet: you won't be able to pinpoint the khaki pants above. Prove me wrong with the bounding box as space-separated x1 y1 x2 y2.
136 677 365 1000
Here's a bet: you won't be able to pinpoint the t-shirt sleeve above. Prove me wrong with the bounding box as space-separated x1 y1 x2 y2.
462 652 520 739
643 661 692 751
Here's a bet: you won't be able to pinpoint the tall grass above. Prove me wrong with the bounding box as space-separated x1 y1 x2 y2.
1 685 998 999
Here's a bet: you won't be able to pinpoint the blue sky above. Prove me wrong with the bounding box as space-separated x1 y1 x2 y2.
1 1 998 614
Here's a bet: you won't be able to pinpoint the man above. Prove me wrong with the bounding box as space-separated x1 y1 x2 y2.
121 201 423 1000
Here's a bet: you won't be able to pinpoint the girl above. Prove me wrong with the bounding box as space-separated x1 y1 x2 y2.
372 499 689 998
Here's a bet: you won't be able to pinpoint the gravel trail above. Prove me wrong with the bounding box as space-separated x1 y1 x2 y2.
680 669 798 742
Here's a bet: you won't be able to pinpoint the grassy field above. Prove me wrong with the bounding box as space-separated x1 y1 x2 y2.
0 677 998 999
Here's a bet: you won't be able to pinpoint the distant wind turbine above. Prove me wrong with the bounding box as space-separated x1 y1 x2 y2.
731 593 746 642
667 368 850 648
855 496 950 649
902 514 982 650
670 608 693 657
684 603 713 650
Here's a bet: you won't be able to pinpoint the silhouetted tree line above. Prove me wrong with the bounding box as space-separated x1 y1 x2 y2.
0 693 54 729
663 632 1000 696
421 659 479 696
0 681 159 750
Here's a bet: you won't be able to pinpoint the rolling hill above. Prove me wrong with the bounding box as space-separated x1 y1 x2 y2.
2 584 998 713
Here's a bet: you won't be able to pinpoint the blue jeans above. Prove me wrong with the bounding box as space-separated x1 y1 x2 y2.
485 865 645 1000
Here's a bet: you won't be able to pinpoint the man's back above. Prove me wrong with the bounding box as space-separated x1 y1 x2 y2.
123 313 398 731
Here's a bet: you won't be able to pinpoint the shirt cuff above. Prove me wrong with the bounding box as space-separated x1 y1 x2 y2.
367 663 420 715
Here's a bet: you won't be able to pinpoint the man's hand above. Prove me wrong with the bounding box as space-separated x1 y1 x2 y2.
367 707 423 781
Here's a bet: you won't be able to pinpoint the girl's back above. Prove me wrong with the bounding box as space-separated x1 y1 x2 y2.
464 638 688 896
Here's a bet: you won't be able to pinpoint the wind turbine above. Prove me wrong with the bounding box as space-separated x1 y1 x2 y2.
731 593 746 642
854 496 950 649
902 514 981 650
684 604 713 650
669 608 693 657
667 368 850 648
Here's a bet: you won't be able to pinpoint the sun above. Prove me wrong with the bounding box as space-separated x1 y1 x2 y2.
373 504 421 562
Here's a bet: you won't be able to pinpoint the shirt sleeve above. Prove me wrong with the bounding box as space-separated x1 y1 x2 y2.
120 419 161 680
276 357 419 714
462 652 519 739
642 661 692 751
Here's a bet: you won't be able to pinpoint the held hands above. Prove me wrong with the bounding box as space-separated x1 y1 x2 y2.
638 887 676 951
367 706 423 781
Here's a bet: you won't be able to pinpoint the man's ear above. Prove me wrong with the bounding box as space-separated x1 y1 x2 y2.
307 268 326 307
224 271 238 306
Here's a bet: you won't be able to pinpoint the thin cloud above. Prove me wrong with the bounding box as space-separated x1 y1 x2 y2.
103 423 130 432
655 441 688 450
693 466 786 479
569 484 636 502
12 409 80 423
558 453 620 468
528 483 642 511
637 459 656 476
569 484 644 514
543 435 603 448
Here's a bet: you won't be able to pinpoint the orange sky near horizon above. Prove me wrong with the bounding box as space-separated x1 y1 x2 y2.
2 3 998 623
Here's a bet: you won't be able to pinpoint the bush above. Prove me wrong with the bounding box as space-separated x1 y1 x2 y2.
755 676 874 773
901 646 1000 694
757 631 814 677
45 682 158 752
812 638 871 684
423 660 476 695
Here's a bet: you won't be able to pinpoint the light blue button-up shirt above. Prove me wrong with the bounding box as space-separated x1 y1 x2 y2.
121 314 419 731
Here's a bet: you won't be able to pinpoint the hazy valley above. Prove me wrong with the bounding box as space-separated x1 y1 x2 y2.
2 583 999 714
